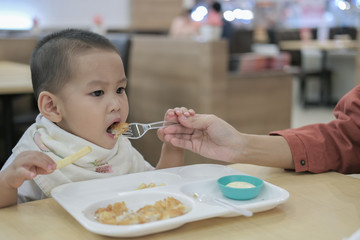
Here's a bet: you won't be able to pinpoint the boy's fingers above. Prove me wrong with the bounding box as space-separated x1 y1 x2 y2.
166 108 176 115
185 109 195 117
18 152 57 173
33 155 57 172
11 167 37 189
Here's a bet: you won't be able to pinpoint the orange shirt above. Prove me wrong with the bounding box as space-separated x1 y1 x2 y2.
271 85 360 174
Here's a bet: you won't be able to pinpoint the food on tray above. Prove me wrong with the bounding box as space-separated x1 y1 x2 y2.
95 197 187 225
56 146 92 169
226 181 255 189
136 182 166 190
109 122 129 138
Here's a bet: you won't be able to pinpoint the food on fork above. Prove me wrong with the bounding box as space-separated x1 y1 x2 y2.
56 146 92 169
109 122 130 138
95 197 187 225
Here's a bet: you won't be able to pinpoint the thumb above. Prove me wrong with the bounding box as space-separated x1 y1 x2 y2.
178 114 212 130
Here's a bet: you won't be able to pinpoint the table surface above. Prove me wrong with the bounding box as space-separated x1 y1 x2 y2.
279 39 358 51
0 61 32 94
0 164 359 240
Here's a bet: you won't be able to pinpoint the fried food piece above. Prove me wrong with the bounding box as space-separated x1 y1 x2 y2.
117 212 140 225
136 183 148 190
136 182 166 190
110 122 129 138
95 201 128 225
136 205 162 223
112 202 129 216
96 211 118 225
95 197 187 225
154 197 186 220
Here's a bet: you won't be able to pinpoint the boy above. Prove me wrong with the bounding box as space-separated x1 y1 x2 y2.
0 29 194 207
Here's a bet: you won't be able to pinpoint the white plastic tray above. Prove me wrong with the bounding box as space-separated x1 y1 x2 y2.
51 164 289 237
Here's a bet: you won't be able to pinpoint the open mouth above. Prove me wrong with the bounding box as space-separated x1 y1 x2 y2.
106 122 119 134
106 122 130 138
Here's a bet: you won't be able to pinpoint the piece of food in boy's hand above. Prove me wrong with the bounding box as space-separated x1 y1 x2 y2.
56 146 92 169
110 122 129 138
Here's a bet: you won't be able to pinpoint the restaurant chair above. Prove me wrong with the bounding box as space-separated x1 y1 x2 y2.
275 28 332 106
12 94 39 144
299 45 334 106
329 26 357 40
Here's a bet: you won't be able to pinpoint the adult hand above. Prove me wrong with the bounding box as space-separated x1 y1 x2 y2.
163 114 246 163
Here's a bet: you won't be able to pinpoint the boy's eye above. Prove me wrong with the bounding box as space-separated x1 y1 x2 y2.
92 90 104 97
117 87 125 94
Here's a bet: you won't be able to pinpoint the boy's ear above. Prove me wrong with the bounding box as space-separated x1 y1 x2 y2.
38 91 62 123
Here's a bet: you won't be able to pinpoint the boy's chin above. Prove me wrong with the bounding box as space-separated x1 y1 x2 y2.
102 142 117 149
93 139 117 150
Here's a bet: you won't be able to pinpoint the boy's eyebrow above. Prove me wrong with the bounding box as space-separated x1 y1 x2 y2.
87 77 128 86
120 77 128 84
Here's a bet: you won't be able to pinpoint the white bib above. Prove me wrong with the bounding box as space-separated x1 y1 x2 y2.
12 114 153 197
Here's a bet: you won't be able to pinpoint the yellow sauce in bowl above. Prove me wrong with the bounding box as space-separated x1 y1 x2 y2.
226 181 255 189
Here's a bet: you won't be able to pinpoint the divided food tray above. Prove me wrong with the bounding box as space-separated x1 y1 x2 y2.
51 164 290 237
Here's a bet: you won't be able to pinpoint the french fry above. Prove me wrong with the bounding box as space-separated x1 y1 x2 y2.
56 146 92 169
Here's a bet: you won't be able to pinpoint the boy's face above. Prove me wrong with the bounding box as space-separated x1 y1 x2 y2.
56 49 129 149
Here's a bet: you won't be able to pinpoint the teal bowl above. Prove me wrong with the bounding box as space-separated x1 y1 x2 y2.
217 175 264 200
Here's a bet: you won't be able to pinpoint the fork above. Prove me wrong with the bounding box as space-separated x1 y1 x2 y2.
192 192 253 217
122 121 178 139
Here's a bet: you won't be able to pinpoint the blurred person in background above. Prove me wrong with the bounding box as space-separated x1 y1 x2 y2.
206 1 223 27
200 1 232 41
169 9 200 38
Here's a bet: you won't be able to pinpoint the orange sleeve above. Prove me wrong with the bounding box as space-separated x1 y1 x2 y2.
270 85 360 174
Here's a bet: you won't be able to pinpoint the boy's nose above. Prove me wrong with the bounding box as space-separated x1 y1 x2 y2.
110 97 122 112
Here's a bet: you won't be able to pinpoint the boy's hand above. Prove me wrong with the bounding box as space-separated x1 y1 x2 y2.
157 107 195 143
2 151 56 189
156 107 195 169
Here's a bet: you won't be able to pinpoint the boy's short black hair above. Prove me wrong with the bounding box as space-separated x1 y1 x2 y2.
30 29 120 100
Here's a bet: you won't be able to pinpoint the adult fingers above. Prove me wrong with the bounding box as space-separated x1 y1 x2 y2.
178 113 215 130
162 123 195 135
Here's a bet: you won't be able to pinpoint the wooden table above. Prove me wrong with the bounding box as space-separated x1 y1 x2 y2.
1 164 359 240
279 39 358 106
279 39 358 52
0 61 33 159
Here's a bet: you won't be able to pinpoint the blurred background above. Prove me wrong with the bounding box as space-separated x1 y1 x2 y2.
0 0 359 167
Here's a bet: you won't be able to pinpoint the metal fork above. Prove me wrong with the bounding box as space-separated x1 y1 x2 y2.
192 192 253 217
122 121 178 139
